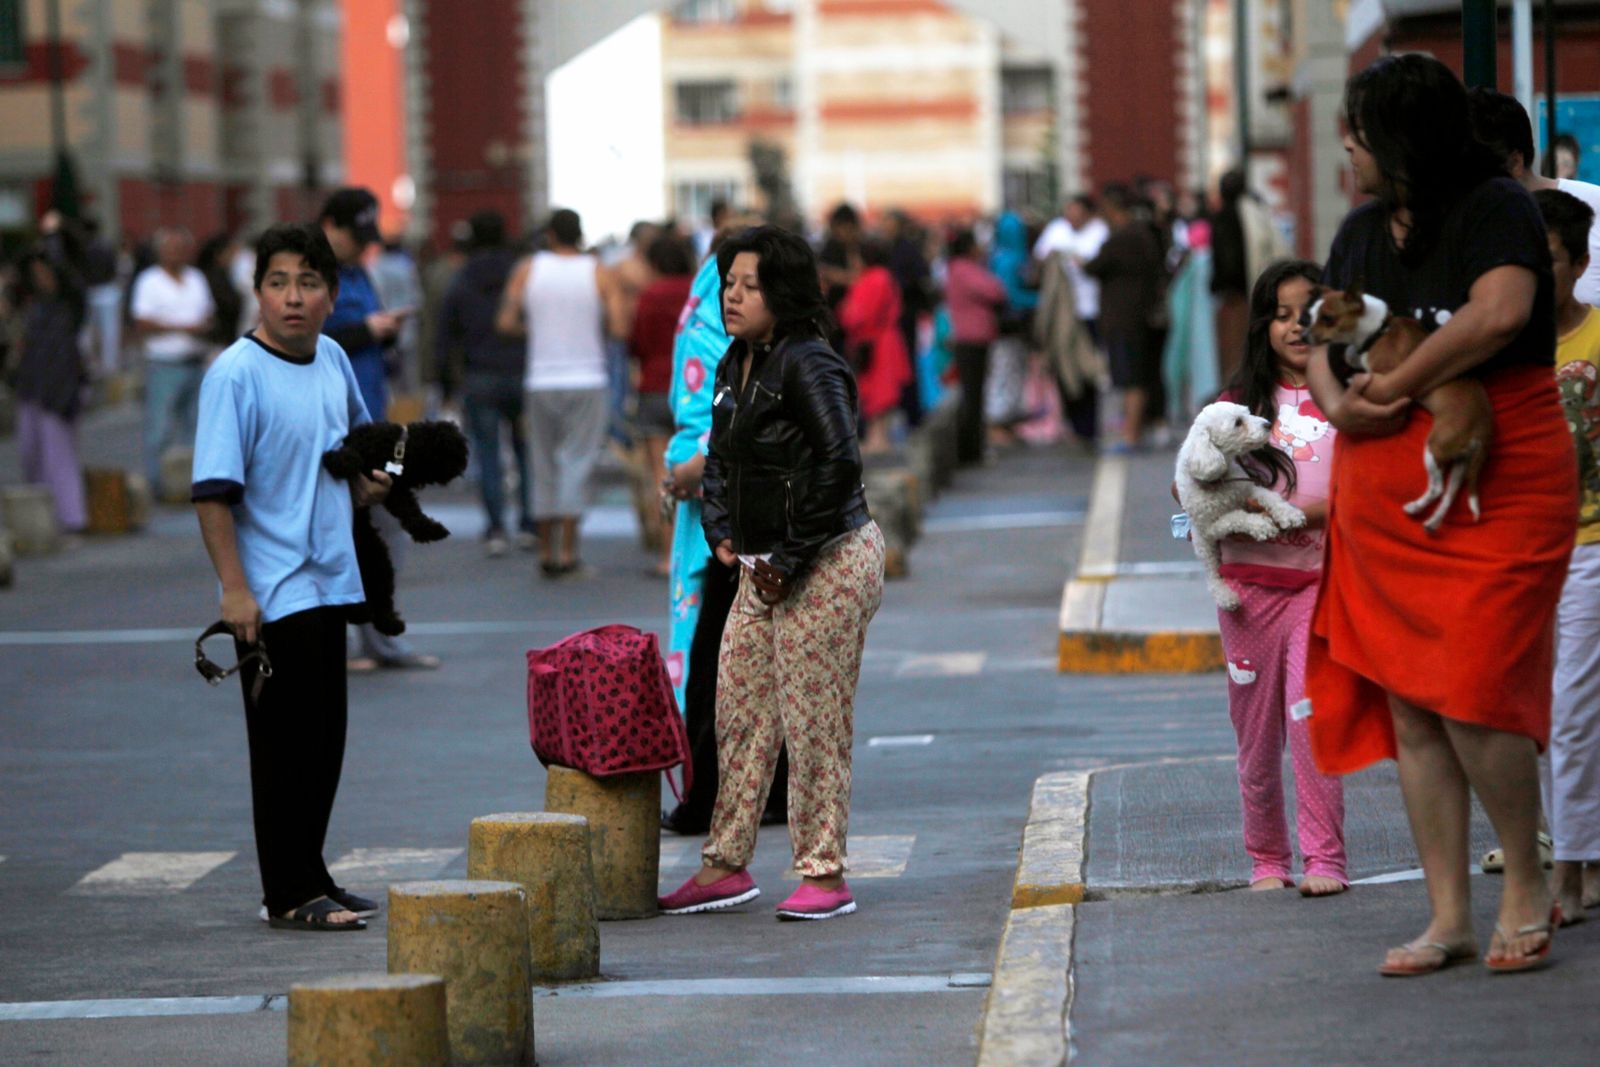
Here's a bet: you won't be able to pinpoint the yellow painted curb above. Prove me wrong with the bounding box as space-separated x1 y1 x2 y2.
1010 771 1090 910
1057 629 1225 674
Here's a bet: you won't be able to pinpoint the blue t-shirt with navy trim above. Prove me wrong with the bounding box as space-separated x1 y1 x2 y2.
192 333 371 622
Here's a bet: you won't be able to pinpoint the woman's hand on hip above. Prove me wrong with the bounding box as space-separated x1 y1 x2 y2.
713 539 738 568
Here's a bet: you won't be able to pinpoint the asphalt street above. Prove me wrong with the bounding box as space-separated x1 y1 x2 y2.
0 417 1245 1065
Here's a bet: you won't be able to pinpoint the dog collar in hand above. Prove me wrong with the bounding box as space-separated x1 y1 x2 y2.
384 426 407 477
194 621 272 702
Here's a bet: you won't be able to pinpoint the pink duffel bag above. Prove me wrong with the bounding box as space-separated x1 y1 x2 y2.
526 624 691 799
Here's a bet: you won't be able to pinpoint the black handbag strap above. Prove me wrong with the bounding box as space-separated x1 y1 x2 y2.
194 621 272 703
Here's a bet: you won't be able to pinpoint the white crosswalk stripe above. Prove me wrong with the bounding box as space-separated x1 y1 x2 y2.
895 652 986 678
327 848 462 885
69 852 237 896
787 835 915 880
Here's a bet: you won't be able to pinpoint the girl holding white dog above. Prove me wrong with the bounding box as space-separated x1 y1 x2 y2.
1216 260 1348 896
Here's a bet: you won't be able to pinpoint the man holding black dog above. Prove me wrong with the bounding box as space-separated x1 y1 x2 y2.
192 222 389 931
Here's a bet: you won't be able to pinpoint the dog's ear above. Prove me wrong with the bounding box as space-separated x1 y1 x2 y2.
1186 432 1229 482
1347 277 1364 301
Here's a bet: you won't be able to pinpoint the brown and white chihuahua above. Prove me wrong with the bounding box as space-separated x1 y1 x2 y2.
1305 285 1492 531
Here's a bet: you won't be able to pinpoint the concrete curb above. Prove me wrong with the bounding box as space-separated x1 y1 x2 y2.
975 904 1074 1067
1057 453 1222 674
1010 771 1090 908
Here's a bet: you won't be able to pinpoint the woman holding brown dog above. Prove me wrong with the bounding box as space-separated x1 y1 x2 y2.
1306 54 1573 975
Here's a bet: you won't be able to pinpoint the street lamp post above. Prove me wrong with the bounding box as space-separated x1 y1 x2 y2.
44 0 79 217
1461 0 1497 90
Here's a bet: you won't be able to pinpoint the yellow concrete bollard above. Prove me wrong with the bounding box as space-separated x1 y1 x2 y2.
287 972 449 1067
388 880 534 1067
158 445 194 505
1 485 59 555
544 766 661 920
468 812 600 981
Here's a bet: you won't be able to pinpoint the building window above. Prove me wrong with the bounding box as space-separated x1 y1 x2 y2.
1003 166 1051 213
1002 68 1053 116
772 75 793 112
674 0 739 23
675 80 739 125
675 179 741 223
0 0 24 68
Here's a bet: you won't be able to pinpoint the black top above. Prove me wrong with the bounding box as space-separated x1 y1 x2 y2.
701 335 871 582
1323 177 1555 377
1084 222 1165 345
438 248 525 381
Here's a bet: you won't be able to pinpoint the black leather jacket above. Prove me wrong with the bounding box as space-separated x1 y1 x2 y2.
701 334 871 582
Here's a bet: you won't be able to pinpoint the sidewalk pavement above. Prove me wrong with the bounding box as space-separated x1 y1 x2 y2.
982 442 1598 1066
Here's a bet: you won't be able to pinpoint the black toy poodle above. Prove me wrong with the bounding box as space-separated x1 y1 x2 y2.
322 419 469 636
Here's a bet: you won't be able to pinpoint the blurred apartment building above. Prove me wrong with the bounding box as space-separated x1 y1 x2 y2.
0 0 342 242
661 0 1194 224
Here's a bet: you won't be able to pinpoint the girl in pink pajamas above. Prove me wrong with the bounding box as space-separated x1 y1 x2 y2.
1216 260 1348 896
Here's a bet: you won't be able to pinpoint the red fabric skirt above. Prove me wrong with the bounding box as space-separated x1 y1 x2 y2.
1307 364 1577 774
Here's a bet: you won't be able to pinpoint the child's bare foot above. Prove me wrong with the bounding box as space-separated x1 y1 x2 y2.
1583 864 1600 910
1553 861 1586 926
1249 876 1291 891
1298 875 1347 897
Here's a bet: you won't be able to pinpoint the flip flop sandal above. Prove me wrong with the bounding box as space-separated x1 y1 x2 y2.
329 888 380 918
1378 939 1477 977
268 896 368 932
1485 903 1559 973
1481 832 1553 873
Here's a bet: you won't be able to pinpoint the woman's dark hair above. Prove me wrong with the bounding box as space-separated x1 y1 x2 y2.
646 232 694 276
715 225 833 341
1226 258 1323 495
859 236 890 268
1344 54 1504 265
946 229 976 259
17 250 86 325
252 222 340 292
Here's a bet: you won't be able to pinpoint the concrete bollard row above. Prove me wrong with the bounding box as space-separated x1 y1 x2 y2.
468 812 600 981
287 973 450 1067
388 880 534 1067
2 485 59 555
544 765 660 920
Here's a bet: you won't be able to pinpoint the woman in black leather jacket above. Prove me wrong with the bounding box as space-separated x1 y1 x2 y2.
658 225 885 922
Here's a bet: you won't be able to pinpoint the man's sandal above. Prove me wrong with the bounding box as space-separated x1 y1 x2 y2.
1377 939 1476 977
1484 904 1559 974
1481 832 1553 873
267 896 367 932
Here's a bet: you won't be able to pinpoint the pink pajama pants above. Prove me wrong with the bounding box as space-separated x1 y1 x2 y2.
1217 579 1347 884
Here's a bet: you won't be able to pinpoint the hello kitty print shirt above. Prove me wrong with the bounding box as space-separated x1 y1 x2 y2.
1220 383 1335 576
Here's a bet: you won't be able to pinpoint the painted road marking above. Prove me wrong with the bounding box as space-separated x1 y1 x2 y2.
897 652 986 678
327 848 462 884
0 974 992 1021
868 734 935 747
69 852 236 896
922 510 1084 534
785 835 915 880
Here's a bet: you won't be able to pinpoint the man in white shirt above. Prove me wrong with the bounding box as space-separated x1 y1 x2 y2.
1033 195 1110 339
132 228 215 486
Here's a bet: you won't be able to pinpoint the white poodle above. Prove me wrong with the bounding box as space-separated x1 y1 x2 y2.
1176 401 1306 611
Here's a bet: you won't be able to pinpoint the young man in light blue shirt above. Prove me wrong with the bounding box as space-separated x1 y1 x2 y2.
193 223 390 931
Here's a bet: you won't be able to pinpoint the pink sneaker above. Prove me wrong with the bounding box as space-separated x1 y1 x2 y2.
658 870 761 915
775 880 856 921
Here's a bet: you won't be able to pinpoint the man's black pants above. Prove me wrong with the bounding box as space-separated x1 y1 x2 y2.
953 341 989 464
237 606 347 916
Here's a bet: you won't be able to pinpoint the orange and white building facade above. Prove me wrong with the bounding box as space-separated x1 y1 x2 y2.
0 0 343 241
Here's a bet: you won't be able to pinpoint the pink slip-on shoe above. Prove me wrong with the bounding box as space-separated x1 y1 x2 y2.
775 881 856 921
658 870 761 915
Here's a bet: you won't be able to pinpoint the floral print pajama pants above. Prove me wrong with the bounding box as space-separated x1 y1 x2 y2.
702 522 885 878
